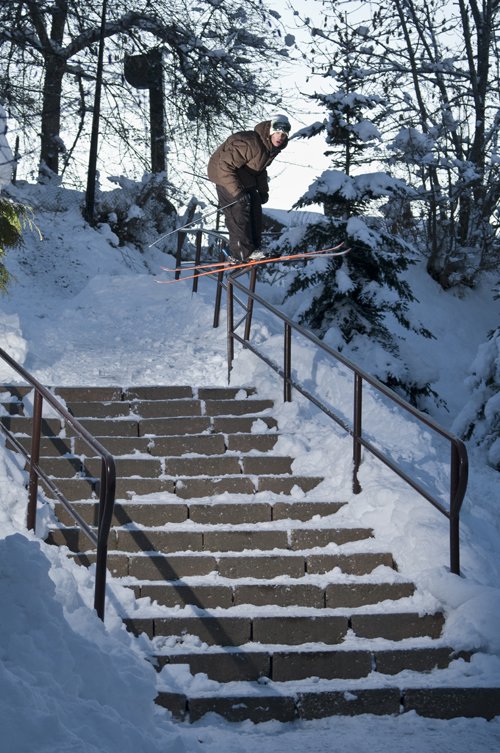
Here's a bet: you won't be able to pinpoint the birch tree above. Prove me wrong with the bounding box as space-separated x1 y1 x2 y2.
294 0 499 287
385 0 499 286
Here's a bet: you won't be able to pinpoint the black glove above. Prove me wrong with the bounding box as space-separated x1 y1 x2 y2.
259 191 269 205
237 192 251 207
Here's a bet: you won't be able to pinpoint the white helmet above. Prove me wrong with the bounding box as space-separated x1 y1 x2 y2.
269 113 291 135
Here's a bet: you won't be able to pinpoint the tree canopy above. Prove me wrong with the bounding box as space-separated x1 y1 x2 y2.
0 0 294 184
293 0 499 287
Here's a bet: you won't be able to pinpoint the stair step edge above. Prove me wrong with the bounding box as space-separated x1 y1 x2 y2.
154 684 500 722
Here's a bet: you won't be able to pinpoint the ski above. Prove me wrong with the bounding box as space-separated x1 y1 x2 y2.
162 240 346 273
160 241 347 275
157 244 350 285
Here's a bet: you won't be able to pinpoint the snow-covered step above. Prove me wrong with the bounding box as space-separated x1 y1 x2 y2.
13 431 265 457
14 431 278 457
1 413 279 437
138 549 392 577
154 684 500 723
152 644 466 683
124 609 445 644
130 579 415 609
54 499 346 527
37 453 296 478
46 522 374 553
70 549 395 579
43 472 323 500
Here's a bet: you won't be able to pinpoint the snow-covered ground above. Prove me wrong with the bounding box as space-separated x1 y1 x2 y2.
0 182 499 752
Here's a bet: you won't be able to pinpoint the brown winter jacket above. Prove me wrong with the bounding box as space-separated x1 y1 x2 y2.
207 120 288 198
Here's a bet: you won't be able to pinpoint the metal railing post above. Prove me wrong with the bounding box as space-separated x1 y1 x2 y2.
175 231 184 280
449 445 461 575
227 277 234 383
27 390 43 531
192 230 202 294
353 373 363 493
213 244 225 329
94 455 116 620
244 266 258 341
284 322 292 402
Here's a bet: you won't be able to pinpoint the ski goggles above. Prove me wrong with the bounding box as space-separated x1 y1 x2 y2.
271 120 291 134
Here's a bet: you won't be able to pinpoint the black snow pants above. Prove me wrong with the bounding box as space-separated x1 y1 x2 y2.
215 185 263 261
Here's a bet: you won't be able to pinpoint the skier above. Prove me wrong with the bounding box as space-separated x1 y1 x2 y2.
207 114 291 262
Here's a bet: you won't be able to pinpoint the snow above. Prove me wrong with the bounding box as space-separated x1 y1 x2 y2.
0 181 499 751
0 104 14 187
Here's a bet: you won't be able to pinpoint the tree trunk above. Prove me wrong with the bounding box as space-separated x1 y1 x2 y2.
40 54 65 177
391 0 498 286
26 0 68 178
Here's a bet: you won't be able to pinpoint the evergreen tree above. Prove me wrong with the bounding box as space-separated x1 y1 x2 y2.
0 196 33 290
0 103 26 290
452 277 500 471
282 23 436 407
453 322 500 472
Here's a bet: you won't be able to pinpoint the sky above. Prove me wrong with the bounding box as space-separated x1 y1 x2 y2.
263 0 332 208
214 0 331 210
0 177 499 752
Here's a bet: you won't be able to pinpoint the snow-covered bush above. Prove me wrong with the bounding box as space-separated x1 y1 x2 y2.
453 327 500 471
94 173 177 250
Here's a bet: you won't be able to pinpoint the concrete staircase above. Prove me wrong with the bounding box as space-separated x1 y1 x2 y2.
1 384 499 722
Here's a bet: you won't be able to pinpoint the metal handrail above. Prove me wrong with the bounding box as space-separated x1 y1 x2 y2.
0 347 116 619
174 227 229 294
225 272 469 576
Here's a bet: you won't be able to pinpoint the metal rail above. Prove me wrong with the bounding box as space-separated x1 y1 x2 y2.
225 272 469 576
168 226 468 574
174 227 229 295
0 347 116 620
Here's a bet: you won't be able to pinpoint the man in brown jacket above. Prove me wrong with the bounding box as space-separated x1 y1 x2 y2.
207 114 291 262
